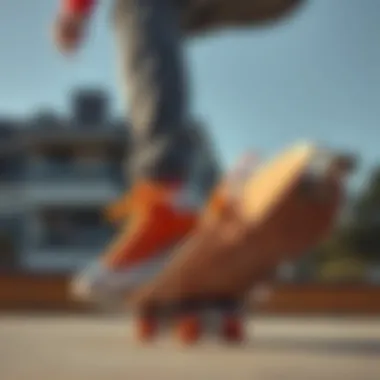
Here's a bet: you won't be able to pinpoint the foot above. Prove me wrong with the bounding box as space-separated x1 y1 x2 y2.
102 180 199 271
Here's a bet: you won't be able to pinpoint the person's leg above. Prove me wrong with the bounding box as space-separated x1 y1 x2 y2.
96 0 200 277
113 0 194 183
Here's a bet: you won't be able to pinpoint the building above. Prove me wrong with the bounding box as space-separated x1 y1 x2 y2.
0 89 221 274
0 118 24 271
71 88 110 126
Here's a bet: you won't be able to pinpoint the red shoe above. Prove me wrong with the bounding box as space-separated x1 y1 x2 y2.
102 180 199 271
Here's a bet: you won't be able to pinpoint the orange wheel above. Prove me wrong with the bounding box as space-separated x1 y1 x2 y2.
221 316 245 343
176 314 202 345
135 315 158 342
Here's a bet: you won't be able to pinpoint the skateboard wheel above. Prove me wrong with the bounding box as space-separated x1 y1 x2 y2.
176 315 202 345
135 316 158 342
221 316 245 343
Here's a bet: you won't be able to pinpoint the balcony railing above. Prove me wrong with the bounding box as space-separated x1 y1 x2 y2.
0 170 24 182
0 159 26 182
25 161 123 183
37 226 114 250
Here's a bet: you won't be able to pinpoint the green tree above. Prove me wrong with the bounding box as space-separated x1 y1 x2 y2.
346 167 380 263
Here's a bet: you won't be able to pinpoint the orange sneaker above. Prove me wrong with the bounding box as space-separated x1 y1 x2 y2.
102 180 199 271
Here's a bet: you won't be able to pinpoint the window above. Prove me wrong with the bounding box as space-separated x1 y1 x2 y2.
0 217 22 271
39 207 113 250
0 154 23 181
0 233 18 271
43 145 73 165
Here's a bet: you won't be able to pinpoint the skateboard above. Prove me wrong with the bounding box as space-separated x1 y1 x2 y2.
127 143 355 343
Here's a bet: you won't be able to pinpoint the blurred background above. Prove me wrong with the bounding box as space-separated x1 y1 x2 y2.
0 2 380 380
0 0 379 314
0 87 220 274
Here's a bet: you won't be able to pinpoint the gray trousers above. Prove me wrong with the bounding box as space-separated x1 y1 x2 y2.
112 0 304 182
114 0 196 183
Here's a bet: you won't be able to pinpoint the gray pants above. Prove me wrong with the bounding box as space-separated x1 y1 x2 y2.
114 0 196 182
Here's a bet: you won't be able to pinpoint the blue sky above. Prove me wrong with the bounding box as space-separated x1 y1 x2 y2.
0 0 379 189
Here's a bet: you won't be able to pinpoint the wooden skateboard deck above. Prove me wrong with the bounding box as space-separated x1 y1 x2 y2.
129 143 354 309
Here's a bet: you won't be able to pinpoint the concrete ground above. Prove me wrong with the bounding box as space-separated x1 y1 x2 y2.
0 315 379 380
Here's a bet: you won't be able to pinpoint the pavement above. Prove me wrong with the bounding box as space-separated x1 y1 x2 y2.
0 315 379 380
